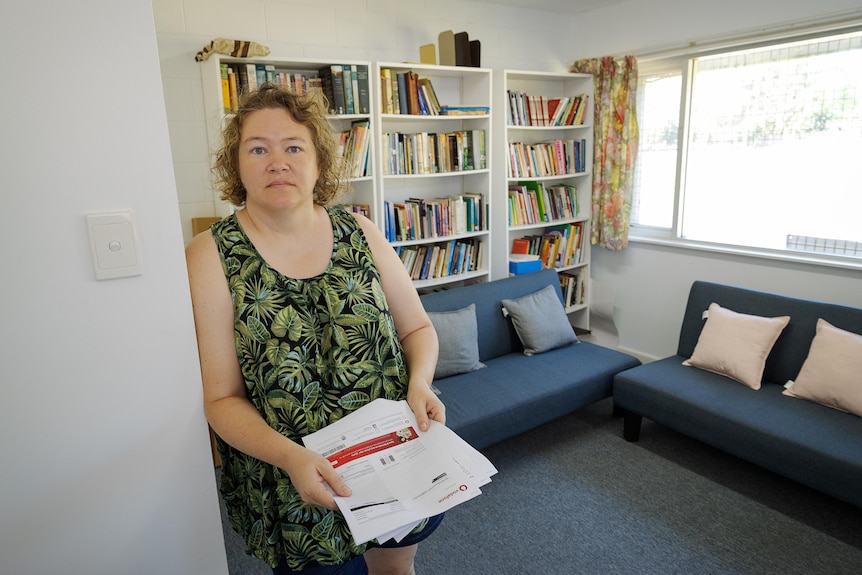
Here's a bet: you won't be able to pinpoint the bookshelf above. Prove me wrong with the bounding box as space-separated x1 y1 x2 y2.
374 62 493 289
199 55 376 220
199 58 599 307
494 70 595 330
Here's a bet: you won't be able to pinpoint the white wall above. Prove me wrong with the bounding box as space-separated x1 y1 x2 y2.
0 2 227 574
571 0 862 359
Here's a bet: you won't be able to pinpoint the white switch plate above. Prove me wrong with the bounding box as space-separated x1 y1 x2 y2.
85 210 142 280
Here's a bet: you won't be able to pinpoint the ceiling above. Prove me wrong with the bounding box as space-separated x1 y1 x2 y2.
478 0 624 15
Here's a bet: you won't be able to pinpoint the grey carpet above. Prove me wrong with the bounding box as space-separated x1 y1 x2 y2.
218 399 862 574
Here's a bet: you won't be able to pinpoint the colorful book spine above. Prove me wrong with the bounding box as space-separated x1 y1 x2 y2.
356 64 370 114
227 68 238 112
220 64 231 113
342 65 354 114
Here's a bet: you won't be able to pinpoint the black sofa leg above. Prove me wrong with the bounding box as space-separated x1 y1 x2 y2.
622 411 642 442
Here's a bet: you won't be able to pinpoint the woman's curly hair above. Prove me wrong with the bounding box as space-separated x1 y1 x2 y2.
212 83 347 207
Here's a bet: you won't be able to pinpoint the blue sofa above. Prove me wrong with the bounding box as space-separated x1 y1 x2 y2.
419 269 641 451
614 281 862 508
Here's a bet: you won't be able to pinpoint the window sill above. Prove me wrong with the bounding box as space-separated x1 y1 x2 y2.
627 234 862 273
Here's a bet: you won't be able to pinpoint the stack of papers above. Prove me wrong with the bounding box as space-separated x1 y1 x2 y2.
302 398 497 545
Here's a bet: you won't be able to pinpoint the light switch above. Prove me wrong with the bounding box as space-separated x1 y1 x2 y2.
86 210 142 280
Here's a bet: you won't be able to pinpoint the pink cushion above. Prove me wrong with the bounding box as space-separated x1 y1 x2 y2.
683 302 789 389
783 319 862 417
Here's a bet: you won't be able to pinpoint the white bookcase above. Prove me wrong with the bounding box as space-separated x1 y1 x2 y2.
373 62 493 290
494 70 595 330
199 58 596 310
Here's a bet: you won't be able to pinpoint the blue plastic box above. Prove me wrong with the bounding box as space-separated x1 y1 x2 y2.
509 258 542 275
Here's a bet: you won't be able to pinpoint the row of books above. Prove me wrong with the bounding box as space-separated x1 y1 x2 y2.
380 69 439 115
339 120 371 178
560 270 586 307
507 91 589 127
395 238 482 281
379 68 490 117
511 221 586 269
507 138 587 179
217 63 370 116
319 64 371 115
219 63 322 113
508 182 580 227
383 129 487 175
383 194 485 242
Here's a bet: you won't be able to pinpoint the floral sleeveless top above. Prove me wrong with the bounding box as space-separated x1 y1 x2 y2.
211 207 409 570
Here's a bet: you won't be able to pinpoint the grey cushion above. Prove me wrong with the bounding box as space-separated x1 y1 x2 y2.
502 284 578 356
428 304 486 379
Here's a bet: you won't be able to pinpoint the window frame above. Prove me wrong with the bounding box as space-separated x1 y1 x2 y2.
630 23 862 272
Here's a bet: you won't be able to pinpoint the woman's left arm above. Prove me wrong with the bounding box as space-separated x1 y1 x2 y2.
354 213 445 431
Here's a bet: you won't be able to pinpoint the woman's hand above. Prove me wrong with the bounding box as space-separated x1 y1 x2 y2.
282 447 352 511
407 381 446 432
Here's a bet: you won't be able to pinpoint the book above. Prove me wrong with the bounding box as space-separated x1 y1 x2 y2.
348 120 370 178
439 106 489 116
429 245 442 278
396 72 409 115
546 98 561 125
417 79 440 115
400 246 416 275
227 68 238 112
319 64 346 115
559 271 580 306
391 72 401 114
463 192 485 231
575 94 589 124
407 72 421 115
355 64 370 114
245 63 258 93
342 65 355 114
564 95 581 125
417 85 433 115
552 98 573 126
512 237 530 255
380 68 394 114
384 201 396 241
350 65 360 112
474 129 486 169
220 64 231 113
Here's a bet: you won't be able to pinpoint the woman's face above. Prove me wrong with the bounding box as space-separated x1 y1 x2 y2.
237 107 320 211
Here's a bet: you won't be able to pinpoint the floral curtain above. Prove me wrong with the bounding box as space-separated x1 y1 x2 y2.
570 56 638 250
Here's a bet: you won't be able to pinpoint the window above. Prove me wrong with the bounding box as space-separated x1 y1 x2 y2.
633 28 862 260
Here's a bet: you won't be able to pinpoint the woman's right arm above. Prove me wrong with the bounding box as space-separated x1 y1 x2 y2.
185 230 349 509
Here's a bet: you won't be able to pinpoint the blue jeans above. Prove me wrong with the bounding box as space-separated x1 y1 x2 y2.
271 513 444 575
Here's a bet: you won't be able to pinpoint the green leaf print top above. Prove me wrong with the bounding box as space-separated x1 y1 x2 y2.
211 207 409 570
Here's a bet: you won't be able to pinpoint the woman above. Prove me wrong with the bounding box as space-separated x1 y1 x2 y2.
186 84 445 574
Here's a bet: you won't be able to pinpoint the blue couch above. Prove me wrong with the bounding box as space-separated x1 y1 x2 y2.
614 281 862 508
419 269 641 451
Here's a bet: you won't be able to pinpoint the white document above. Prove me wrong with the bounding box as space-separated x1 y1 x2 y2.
302 398 497 545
